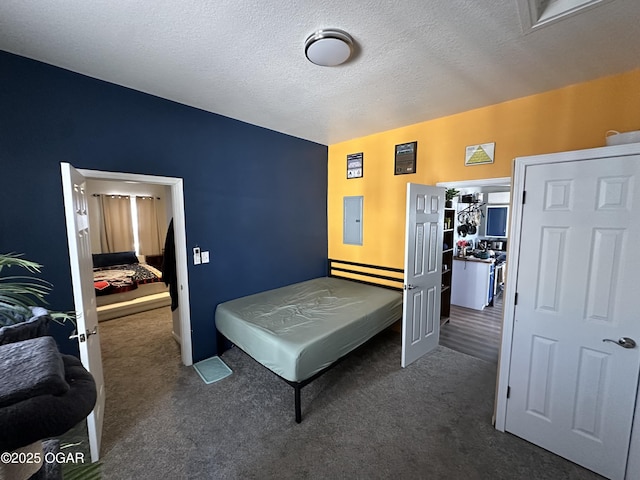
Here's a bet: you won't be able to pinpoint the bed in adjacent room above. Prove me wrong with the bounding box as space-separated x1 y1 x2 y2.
215 260 404 422
92 251 171 321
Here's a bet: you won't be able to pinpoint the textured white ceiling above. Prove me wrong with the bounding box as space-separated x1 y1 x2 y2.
1 0 639 145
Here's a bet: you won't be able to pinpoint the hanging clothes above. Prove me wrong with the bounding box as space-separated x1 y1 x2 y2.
162 219 178 311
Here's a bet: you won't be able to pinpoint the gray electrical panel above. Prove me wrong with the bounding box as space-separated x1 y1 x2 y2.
343 196 363 245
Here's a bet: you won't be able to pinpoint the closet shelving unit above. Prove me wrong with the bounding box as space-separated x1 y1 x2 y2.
441 207 455 324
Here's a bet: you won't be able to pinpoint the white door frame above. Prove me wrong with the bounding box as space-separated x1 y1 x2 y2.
494 161 528 431
436 177 511 191
75 168 192 366
494 143 640 479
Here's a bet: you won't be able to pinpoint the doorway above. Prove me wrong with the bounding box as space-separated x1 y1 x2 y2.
70 167 192 366
61 164 192 462
436 177 511 362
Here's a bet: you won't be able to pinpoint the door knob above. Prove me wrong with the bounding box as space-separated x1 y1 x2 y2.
404 284 416 290
68 329 84 342
602 337 637 349
69 326 98 343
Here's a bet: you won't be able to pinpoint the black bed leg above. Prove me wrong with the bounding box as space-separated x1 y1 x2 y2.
294 385 302 423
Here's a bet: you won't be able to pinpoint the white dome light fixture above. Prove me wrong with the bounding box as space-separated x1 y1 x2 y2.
305 29 354 67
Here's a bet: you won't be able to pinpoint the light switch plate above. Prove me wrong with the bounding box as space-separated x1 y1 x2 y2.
201 251 210 263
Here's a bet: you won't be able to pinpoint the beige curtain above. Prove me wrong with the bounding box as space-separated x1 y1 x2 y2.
99 195 134 253
136 196 163 256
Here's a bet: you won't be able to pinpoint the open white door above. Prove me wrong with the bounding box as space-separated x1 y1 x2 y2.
61 162 105 462
503 150 640 479
401 183 445 367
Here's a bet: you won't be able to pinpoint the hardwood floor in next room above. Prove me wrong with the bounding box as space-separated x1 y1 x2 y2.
440 295 503 363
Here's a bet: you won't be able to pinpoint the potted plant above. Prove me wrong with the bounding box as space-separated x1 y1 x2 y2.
445 188 460 208
0 253 73 339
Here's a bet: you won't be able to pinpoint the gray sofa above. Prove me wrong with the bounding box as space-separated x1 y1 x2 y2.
0 308 96 480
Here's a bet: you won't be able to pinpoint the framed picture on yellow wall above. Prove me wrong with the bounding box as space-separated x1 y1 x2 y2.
394 141 417 175
465 142 495 166
347 152 363 178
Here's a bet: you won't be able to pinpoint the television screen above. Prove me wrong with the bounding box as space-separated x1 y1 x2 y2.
485 205 509 238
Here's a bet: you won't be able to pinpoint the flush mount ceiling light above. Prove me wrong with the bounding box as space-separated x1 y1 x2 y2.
305 29 354 67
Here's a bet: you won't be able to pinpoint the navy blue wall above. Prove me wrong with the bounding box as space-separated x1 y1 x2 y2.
0 51 328 362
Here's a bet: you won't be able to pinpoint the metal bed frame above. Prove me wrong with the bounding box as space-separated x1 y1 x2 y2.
233 259 404 423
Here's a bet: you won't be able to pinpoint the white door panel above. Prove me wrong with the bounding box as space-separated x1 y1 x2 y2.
505 154 640 480
402 183 444 367
61 163 105 462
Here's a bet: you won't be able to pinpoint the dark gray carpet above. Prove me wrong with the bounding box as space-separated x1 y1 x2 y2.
94 307 602 479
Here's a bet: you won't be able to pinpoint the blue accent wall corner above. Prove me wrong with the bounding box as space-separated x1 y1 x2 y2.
0 50 328 362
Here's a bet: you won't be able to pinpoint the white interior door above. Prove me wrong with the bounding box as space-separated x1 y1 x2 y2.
61 162 105 462
505 153 640 479
401 183 444 367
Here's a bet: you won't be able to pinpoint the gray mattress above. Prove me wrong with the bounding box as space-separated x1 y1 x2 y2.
215 276 403 382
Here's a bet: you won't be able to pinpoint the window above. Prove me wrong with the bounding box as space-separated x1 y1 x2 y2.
485 205 509 238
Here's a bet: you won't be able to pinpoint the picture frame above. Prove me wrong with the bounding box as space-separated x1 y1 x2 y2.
394 141 417 175
465 142 495 166
347 152 363 179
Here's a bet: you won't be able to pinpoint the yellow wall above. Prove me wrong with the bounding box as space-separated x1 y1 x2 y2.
328 69 640 268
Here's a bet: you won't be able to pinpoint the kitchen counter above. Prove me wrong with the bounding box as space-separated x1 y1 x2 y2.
453 256 495 264
451 257 495 310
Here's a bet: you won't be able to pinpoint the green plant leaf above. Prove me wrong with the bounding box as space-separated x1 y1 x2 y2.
0 253 43 273
63 461 102 480
445 188 460 200
0 252 75 325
